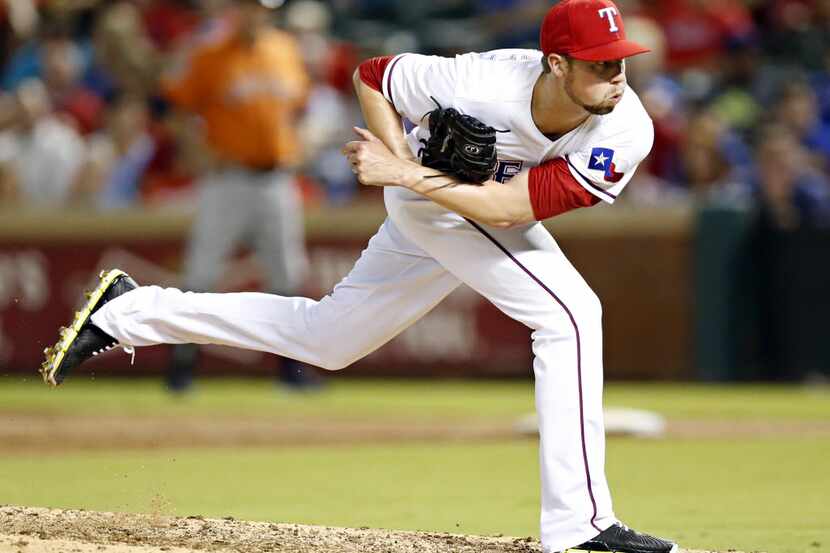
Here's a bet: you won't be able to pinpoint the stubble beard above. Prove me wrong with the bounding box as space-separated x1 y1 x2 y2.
564 71 616 116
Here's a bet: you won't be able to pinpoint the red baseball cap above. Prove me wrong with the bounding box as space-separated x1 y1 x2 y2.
540 0 650 61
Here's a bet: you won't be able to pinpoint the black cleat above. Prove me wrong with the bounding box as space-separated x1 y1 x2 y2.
40 269 138 386
572 523 678 553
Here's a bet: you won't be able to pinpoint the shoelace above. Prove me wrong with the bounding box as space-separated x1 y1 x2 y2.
124 345 135 365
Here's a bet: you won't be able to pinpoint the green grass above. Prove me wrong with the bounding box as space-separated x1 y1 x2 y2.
0 377 535 420
605 384 830 421
0 443 540 538
1 438 827 553
610 437 830 553
0 377 829 552
1 376 829 421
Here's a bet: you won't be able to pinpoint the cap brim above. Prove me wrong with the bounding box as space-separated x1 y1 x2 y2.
569 40 651 61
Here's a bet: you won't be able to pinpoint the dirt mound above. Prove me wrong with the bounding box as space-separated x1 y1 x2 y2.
0 506 543 553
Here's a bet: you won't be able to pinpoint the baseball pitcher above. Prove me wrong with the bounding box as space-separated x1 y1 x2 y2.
41 2 676 552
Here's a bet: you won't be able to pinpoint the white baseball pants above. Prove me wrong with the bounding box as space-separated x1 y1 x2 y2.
92 187 617 552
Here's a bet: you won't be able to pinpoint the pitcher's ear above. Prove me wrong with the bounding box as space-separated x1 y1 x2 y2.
547 54 570 77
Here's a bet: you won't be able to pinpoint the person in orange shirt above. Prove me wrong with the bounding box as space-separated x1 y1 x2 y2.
162 0 319 392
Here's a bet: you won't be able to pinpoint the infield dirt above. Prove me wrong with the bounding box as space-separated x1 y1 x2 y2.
0 505 542 553
0 506 723 553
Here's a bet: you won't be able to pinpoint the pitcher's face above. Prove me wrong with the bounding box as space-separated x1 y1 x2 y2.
562 57 627 116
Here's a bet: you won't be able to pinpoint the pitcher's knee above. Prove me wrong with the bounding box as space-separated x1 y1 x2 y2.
316 355 353 372
579 287 603 322
536 286 602 337
307 331 362 371
304 305 376 371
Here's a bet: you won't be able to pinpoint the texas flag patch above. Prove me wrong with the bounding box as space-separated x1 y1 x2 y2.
588 147 625 183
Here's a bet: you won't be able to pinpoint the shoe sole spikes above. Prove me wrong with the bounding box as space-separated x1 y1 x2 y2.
40 269 128 387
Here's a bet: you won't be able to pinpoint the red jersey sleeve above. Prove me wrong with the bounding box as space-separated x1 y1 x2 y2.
358 56 395 92
528 158 601 220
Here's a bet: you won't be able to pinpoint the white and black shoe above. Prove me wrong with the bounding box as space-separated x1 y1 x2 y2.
40 269 138 386
572 523 678 553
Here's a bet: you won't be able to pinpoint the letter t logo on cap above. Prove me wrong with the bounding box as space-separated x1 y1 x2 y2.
539 0 650 61
598 7 619 32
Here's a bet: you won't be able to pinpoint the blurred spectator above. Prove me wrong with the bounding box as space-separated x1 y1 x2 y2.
679 109 753 206
477 0 549 50
811 50 830 125
624 14 686 202
0 0 38 47
2 24 55 92
0 79 86 206
760 0 830 72
77 95 156 208
753 125 830 229
41 30 104 133
681 110 731 195
287 0 362 203
775 81 830 172
707 40 764 136
139 0 201 51
640 0 756 72
90 1 160 99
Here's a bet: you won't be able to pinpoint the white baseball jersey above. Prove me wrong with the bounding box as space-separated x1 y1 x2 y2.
92 48 655 553
380 49 653 207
